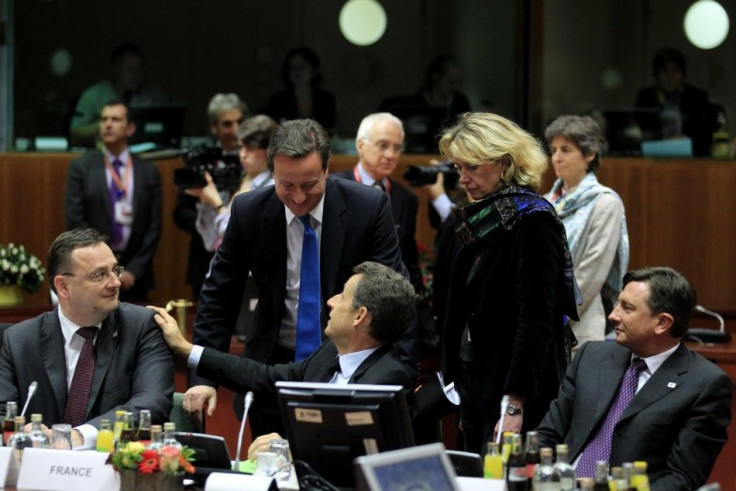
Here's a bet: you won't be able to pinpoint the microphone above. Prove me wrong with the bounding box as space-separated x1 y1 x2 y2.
20 381 38 418
233 391 254 471
687 305 731 344
495 395 510 445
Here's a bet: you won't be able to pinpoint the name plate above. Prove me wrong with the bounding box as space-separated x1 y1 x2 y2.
17 448 118 491
0 447 12 487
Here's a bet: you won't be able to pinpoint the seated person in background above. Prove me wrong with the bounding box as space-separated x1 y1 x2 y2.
66 100 162 302
189 114 278 252
70 43 165 147
0 229 174 449
535 267 731 490
635 47 712 156
261 47 337 134
149 261 416 454
174 93 247 299
544 115 629 348
333 113 422 291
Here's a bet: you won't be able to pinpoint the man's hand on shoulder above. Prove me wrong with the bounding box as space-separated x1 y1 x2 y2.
147 306 193 358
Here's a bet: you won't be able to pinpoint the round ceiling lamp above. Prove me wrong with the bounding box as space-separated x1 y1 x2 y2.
339 0 387 46
684 0 730 49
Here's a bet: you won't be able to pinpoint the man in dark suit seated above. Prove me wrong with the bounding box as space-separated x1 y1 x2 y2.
188 118 418 438
149 261 415 454
333 112 422 292
66 100 162 302
535 266 732 490
0 229 174 449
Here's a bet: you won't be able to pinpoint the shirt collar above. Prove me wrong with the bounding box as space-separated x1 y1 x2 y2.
337 347 380 379
357 162 387 188
284 191 326 226
57 307 101 344
103 146 130 164
251 170 272 189
634 343 679 374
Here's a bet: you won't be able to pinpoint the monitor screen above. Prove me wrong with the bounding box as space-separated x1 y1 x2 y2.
129 103 187 149
603 108 662 156
275 382 415 488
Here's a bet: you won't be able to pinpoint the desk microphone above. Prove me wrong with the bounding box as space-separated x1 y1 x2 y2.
495 395 510 445
687 305 731 344
20 381 37 418
233 391 254 471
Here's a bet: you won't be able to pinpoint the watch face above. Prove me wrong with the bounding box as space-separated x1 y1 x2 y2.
507 405 521 415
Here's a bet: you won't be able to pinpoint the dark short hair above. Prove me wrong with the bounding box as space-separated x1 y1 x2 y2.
100 99 132 122
266 119 331 172
623 267 697 338
47 229 107 293
351 262 416 345
544 115 604 173
423 54 460 91
281 47 323 88
110 42 144 67
239 115 279 150
653 47 686 77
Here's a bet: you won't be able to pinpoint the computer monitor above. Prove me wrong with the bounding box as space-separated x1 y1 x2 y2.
275 382 415 488
603 108 661 156
382 101 449 154
129 103 186 149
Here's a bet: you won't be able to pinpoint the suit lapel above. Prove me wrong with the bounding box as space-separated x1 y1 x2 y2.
92 152 113 225
40 310 68 420
321 178 347 301
593 348 631 422
260 194 288 317
86 312 118 415
130 157 143 221
350 345 391 383
621 343 688 421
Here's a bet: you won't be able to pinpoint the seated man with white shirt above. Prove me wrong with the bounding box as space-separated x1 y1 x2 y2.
149 261 416 449
0 229 174 448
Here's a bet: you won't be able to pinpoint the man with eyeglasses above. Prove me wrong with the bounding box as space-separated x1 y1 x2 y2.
66 99 162 302
0 229 174 449
334 113 422 291
188 119 418 438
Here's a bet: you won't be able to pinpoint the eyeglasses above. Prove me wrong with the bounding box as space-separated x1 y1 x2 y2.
365 139 403 155
62 265 125 283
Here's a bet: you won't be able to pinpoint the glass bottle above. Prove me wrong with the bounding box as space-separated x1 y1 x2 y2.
113 409 126 444
3 401 17 445
120 411 137 443
524 431 541 486
96 419 114 453
137 410 152 442
28 413 49 448
631 461 650 491
501 432 514 465
578 477 595 491
7 416 32 463
532 447 559 490
552 444 575 491
146 424 164 452
484 441 504 479
162 422 182 450
593 461 609 491
506 434 528 491
611 467 628 491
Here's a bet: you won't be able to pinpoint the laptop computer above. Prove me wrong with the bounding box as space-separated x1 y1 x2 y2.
129 103 186 149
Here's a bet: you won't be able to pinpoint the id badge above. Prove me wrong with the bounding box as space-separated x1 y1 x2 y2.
114 201 133 225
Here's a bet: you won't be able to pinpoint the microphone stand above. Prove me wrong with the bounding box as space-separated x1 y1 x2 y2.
495 395 510 445
20 381 37 418
687 305 731 344
233 391 254 471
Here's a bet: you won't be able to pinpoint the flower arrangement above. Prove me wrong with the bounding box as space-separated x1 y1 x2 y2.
109 441 195 476
0 243 45 293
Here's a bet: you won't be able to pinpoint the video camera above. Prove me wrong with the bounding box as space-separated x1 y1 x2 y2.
403 161 459 189
174 146 242 193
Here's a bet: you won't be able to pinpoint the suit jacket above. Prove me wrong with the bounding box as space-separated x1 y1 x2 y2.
0 303 174 428
66 149 162 290
192 176 417 383
333 168 422 290
197 342 413 402
173 191 214 298
536 341 732 491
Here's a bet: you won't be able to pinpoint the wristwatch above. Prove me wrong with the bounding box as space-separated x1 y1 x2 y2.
506 404 523 415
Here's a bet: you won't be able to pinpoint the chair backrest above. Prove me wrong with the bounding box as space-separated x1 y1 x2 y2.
169 392 203 433
446 450 483 477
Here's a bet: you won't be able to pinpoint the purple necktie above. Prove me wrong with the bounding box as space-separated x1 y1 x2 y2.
109 159 124 249
576 358 647 478
63 327 97 427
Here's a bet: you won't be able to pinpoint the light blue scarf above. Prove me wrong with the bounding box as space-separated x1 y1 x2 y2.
545 173 629 292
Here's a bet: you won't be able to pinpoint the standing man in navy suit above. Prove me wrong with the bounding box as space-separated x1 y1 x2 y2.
188 119 418 436
334 113 422 291
66 100 162 301
536 267 731 490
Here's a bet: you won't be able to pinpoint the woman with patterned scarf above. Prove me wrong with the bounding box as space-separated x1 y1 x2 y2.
544 115 629 349
438 113 580 454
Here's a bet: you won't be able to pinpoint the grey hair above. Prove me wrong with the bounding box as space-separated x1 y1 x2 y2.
545 115 604 173
207 93 247 126
351 262 416 345
355 112 405 147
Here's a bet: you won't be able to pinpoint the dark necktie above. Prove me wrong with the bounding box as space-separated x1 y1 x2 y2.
576 358 647 477
295 216 320 361
109 159 124 248
63 327 98 427
372 180 386 192
327 356 341 381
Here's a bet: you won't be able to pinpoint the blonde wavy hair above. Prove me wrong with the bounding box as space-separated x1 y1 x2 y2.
439 113 548 191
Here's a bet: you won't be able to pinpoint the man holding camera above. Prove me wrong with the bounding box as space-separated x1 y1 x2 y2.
334 113 422 291
66 100 162 302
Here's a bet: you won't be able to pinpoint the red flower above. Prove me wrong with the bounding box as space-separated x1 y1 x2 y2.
137 450 160 474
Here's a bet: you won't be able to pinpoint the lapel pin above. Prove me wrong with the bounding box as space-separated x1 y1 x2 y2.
112 330 118 339
667 382 677 388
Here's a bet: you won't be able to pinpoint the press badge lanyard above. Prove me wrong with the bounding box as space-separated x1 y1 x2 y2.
104 155 132 199
353 164 391 194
